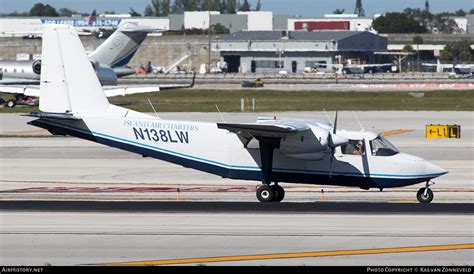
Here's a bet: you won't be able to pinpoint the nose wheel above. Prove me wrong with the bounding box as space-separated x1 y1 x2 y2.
417 181 434 203
256 184 285 202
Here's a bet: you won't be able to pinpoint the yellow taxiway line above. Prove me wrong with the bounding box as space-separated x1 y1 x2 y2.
100 243 474 266
379 129 415 137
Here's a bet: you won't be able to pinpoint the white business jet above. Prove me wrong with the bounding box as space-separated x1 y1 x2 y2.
27 25 448 203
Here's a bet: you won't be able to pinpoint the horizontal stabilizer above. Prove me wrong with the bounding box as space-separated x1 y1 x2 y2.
22 112 82 120
1 85 162 97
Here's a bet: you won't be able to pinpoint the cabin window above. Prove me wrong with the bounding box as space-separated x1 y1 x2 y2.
370 136 399 156
341 139 365 156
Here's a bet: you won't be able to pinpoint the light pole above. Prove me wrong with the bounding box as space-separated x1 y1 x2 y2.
207 0 211 73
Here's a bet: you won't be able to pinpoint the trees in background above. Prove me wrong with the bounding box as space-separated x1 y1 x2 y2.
143 0 260 16
373 8 474 34
440 41 473 62
412 35 424 71
372 13 427 33
29 3 59 17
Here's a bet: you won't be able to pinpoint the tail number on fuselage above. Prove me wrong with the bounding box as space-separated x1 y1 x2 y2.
133 127 189 144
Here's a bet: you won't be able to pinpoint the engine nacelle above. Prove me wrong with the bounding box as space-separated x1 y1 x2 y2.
92 62 118 86
32 59 42 75
279 125 330 160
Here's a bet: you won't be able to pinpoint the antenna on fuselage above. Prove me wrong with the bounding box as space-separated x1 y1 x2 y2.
147 98 159 118
352 111 365 131
323 109 334 127
215 104 226 123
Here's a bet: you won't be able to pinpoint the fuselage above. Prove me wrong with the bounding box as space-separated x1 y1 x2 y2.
0 60 118 86
31 112 448 190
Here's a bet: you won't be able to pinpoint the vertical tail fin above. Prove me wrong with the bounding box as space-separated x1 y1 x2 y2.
40 24 109 115
88 22 156 68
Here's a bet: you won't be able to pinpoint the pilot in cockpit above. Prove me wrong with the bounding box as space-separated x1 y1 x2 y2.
352 141 364 155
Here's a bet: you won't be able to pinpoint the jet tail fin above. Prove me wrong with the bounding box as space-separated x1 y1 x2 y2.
39 24 109 115
88 22 157 68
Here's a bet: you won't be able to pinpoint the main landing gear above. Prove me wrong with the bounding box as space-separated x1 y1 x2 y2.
256 184 285 202
417 181 434 203
255 139 286 202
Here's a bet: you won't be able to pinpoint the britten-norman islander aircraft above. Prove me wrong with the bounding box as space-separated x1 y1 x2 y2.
27 25 448 203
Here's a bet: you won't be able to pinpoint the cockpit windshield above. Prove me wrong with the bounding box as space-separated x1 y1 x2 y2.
370 136 399 156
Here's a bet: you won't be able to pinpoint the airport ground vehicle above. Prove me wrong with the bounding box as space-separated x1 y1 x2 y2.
2 94 39 108
241 78 264 88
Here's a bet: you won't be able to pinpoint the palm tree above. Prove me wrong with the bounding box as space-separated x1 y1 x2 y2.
413 36 423 72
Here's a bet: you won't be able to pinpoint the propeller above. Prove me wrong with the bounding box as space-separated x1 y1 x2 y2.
328 110 348 179
328 111 338 179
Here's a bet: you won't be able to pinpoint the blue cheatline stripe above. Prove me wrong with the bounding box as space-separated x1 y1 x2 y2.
92 130 260 171
41 120 443 180
112 49 138 68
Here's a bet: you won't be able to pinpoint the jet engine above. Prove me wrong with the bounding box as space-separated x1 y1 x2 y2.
90 60 118 86
32 59 42 75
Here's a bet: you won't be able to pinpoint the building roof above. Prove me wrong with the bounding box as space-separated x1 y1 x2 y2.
217 31 371 42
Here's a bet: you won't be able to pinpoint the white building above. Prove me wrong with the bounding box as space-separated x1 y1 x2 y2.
237 11 273 31
184 11 220 29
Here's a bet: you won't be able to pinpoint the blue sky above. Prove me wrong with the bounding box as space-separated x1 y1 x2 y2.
1 0 472 16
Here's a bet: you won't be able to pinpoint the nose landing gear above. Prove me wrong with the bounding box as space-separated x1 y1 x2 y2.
417 181 434 203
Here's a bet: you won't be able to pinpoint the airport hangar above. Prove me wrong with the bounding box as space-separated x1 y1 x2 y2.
212 30 388 74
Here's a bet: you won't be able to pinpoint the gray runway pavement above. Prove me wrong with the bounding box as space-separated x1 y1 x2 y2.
0 210 472 266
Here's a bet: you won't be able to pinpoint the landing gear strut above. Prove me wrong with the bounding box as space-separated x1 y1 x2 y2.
417 181 434 203
255 140 286 202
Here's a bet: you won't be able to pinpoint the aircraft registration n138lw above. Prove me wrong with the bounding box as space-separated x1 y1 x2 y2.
27 25 448 203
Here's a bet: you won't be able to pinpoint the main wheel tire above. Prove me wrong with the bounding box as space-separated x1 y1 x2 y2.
257 185 275 202
271 184 285 202
417 188 434 203
6 99 16 108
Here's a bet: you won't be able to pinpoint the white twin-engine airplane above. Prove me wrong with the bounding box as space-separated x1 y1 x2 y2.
27 25 448 203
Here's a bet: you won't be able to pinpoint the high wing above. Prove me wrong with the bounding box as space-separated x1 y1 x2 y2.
157 71 196 90
218 123 297 136
0 72 195 97
0 85 161 98
359 63 393 68
217 121 309 139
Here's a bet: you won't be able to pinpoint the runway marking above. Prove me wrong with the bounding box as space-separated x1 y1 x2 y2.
3 129 48 134
100 243 474 266
1 180 472 192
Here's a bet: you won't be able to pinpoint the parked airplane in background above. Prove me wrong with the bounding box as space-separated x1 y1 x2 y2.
422 60 473 78
0 22 152 85
0 22 195 107
27 24 448 203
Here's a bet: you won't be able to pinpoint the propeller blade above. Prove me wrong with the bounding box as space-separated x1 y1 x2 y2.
333 110 338 134
329 148 334 179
